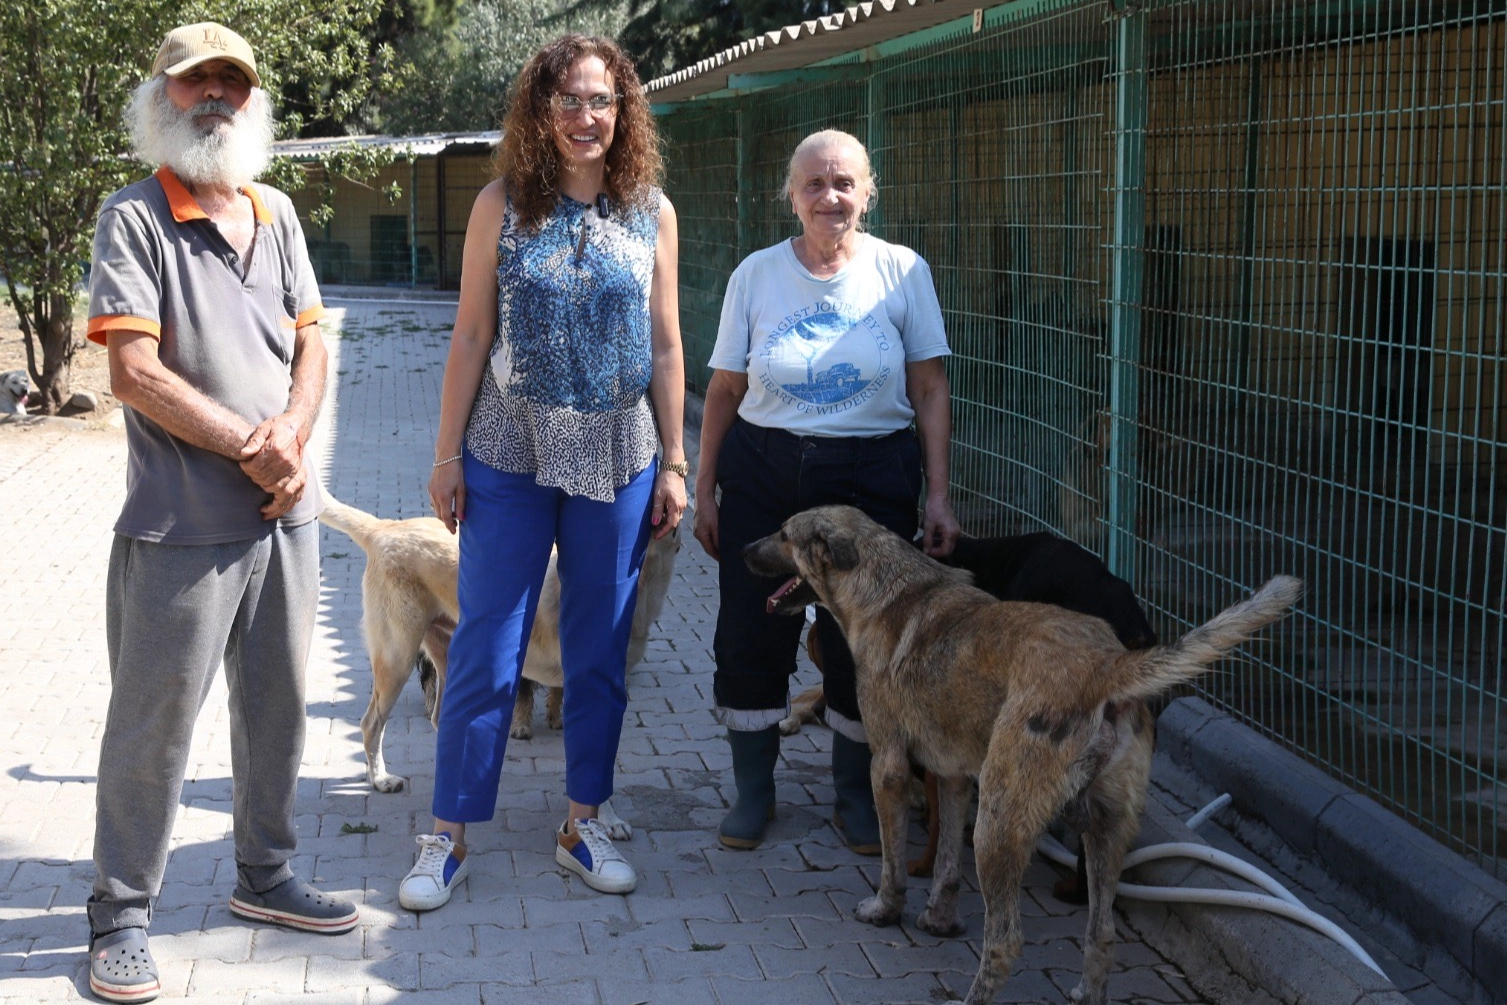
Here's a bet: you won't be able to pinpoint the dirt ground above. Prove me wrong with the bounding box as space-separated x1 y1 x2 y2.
0 304 120 430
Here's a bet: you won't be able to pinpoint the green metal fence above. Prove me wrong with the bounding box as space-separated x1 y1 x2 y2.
657 0 1506 879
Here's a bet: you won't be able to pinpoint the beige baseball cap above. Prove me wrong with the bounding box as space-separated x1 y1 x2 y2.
151 22 260 88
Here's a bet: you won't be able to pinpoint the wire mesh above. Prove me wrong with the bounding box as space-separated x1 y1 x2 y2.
657 0 1505 878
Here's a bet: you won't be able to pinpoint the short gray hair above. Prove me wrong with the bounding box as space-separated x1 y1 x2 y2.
780 129 877 210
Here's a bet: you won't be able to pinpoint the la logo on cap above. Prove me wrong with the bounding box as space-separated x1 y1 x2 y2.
151 22 261 87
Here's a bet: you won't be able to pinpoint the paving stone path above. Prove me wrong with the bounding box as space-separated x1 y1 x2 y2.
0 297 1208 1004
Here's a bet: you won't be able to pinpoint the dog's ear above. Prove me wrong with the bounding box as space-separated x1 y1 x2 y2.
825 533 860 571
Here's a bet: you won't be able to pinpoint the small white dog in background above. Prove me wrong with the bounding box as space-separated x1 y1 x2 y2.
0 370 30 416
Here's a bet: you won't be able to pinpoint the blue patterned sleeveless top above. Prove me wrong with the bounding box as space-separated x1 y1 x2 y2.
465 190 661 502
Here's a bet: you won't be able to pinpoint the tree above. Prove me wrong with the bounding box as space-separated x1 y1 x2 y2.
556 0 843 82
378 0 629 135
285 0 464 137
0 0 401 414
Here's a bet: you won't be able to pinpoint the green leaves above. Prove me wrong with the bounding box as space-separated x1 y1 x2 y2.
376 0 630 135
0 0 403 408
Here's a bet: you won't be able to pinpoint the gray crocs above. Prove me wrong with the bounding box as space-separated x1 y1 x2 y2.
229 876 359 934
88 927 160 1003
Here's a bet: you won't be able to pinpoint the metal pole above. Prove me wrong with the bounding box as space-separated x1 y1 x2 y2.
1234 56 1264 394
736 102 753 262
1107 3 1147 580
436 153 449 289
408 156 419 288
867 73 886 235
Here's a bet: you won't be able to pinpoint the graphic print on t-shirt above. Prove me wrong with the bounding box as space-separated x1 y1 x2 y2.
756 298 892 415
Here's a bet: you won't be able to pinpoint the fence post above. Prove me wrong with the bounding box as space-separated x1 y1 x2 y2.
436 152 449 289
1107 1 1146 581
1234 56 1264 393
736 101 754 263
867 73 886 234
408 156 419 288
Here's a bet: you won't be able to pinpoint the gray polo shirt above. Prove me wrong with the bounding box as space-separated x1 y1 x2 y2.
88 167 327 544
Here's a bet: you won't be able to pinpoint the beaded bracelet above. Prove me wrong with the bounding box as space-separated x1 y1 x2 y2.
433 454 462 468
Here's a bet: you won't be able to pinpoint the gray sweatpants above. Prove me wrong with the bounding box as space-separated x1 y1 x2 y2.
89 522 319 934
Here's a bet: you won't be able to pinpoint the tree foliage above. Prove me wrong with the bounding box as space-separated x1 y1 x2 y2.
559 0 844 82
378 0 629 135
0 0 400 413
286 0 462 137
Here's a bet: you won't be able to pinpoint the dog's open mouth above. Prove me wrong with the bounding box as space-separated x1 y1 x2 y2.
766 575 817 615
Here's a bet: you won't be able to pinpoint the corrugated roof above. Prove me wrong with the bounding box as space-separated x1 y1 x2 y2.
271 131 500 161
645 0 969 105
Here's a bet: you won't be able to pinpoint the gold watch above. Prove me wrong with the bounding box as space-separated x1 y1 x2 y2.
662 459 690 477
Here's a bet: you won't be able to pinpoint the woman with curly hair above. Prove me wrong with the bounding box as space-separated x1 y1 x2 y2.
399 34 686 910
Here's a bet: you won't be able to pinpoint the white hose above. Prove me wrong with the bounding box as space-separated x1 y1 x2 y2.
1114 882 1385 977
1035 796 1388 979
1123 842 1305 908
1184 792 1232 831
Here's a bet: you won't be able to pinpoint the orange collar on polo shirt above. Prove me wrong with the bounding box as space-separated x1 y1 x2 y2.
154 166 271 225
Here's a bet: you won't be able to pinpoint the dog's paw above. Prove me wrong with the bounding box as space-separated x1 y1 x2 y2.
915 906 965 937
600 817 632 841
854 895 902 927
545 710 564 730
597 799 632 841
370 771 408 794
509 723 534 741
1068 984 1105 1005
777 714 802 735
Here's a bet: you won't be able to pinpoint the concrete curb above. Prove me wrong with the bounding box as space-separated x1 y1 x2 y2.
0 412 89 428
321 283 459 303
1156 697 1507 997
1123 785 1408 1004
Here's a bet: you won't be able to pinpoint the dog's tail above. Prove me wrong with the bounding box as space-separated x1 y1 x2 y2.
1104 575 1303 704
317 493 385 550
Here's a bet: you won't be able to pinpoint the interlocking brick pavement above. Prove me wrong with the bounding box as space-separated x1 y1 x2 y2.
0 296 1214 1003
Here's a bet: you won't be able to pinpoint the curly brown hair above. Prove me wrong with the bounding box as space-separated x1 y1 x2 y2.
495 35 664 231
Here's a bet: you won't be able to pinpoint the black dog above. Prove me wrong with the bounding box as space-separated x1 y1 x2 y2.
944 532 1157 649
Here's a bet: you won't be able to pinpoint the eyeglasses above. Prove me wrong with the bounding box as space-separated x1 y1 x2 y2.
554 93 621 116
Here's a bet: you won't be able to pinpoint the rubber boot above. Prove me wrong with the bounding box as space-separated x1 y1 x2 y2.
718 726 780 849
831 732 882 855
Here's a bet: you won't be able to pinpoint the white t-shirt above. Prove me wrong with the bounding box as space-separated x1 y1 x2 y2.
709 234 951 437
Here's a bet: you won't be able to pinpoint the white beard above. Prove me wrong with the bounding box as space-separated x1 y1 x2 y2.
127 77 274 190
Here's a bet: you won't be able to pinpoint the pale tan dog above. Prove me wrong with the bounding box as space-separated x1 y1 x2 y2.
744 505 1301 1005
0 369 30 416
319 495 679 838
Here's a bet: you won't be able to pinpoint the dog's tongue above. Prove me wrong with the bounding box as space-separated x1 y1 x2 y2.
766 576 803 615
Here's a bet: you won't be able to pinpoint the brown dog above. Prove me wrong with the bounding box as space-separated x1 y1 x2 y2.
319 495 680 823
782 530 1159 886
744 505 1301 1005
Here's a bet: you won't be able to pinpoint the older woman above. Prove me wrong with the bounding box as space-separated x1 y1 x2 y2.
693 129 959 852
400 34 687 910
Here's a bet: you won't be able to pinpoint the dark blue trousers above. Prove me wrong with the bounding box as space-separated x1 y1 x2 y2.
711 417 921 740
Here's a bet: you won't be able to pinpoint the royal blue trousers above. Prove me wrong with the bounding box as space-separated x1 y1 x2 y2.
432 451 654 822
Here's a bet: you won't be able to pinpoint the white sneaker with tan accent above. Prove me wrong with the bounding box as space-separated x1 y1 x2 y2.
555 818 636 894
399 832 469 911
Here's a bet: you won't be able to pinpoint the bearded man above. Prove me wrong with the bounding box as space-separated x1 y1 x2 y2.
83 23 355 1003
